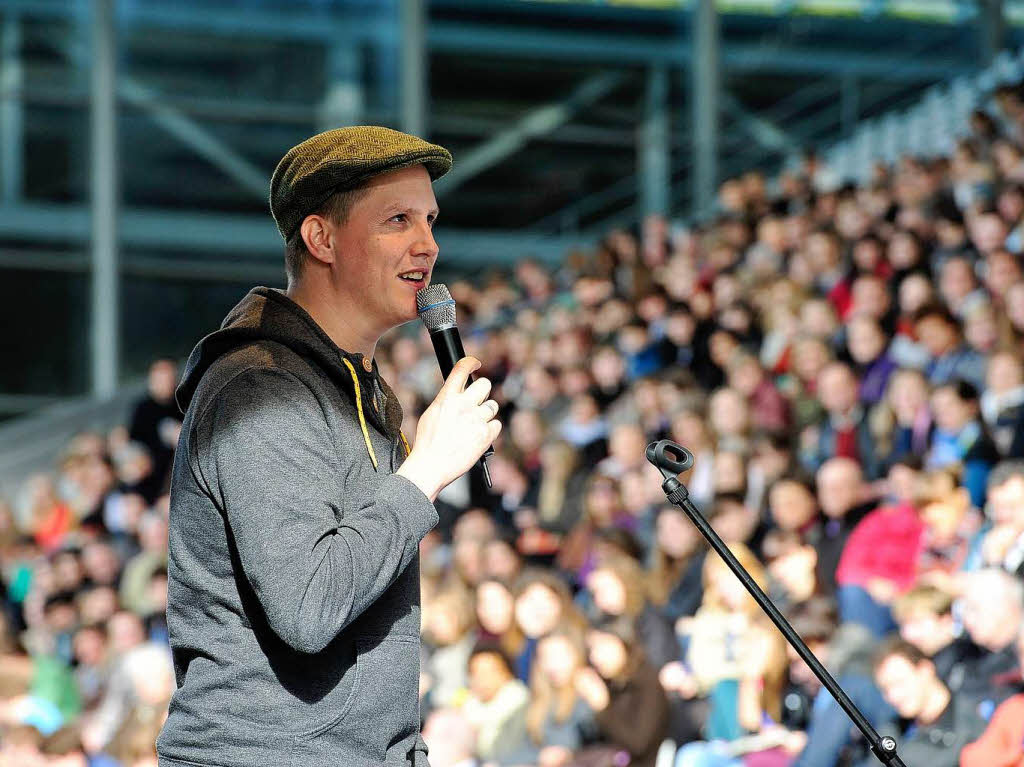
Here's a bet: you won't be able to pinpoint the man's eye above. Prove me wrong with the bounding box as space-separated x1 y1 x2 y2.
390 214 406 223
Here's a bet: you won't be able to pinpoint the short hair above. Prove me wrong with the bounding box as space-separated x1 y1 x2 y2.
787 596 839 643
913 302 959 329
469 640 515 675
872 636 929 675
891 585 954 621
933 378 979 403
284 185 369 284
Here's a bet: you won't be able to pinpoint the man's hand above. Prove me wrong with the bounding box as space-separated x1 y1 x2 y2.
397 356 501 502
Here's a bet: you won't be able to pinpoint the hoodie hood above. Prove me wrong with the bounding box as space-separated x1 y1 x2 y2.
175 287 404 441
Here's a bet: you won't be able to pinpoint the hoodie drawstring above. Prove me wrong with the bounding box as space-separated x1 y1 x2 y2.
341 358 414 470
342 358 378 470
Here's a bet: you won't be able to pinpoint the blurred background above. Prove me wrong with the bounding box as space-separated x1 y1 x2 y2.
6 1 1024 766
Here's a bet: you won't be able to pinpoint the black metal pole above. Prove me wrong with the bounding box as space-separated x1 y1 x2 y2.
645 439 908 767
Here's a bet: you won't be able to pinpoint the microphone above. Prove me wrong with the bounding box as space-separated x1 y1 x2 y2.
416 283 494 488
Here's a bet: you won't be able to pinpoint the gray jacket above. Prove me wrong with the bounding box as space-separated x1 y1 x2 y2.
156 287 439 767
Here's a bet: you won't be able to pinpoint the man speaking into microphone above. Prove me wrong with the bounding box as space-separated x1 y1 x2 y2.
156 126 501 767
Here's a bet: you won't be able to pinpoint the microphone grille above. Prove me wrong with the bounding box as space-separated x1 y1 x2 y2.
416 283 457 330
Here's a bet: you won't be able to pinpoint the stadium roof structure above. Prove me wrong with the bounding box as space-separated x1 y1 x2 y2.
0 0 1019 402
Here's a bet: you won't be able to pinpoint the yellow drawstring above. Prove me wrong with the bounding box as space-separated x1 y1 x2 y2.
399 430 411 458
342 358 378 470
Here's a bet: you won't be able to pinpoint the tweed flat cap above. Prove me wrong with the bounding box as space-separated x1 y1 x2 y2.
270 125 453 241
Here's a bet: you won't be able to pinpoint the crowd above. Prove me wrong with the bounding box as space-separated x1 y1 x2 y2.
7 81 1024 767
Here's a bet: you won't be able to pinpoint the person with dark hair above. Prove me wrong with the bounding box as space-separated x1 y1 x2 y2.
574 616 670 767
127 358 182 501
158 127 501 767
789 597 895 767
926 379 999 507
872 638 989 767
462 641 530 764
913 303 987 390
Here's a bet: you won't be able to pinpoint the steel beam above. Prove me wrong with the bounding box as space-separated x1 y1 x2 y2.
434 71 625 197
981 0 1006 64
640 66 669 220
693 0 719 218
720 90 789 153
401 0 427 137
0 203 585 266
90 0 119 398
1 14 22 204
6 1 975 78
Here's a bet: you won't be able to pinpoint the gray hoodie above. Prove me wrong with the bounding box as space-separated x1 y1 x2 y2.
156 287 438 767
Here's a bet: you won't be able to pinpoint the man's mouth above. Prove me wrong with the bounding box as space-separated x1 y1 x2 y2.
398 270 428 290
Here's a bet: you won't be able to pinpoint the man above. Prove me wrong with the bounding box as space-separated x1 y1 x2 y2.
872 638 989 767
156 126 502 767
127 358 182 501
811 457 873 598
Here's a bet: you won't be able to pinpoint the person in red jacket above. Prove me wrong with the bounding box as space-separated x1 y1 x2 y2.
960 692 1024 767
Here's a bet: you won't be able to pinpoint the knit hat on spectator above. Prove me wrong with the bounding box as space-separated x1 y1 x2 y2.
270 125 453 241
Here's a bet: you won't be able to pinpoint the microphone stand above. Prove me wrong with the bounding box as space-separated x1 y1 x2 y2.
645 439 908 767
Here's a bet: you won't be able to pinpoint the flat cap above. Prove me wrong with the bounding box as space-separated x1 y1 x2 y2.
270 125 452 241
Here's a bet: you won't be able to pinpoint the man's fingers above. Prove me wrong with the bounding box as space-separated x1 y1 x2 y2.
463 376 492 405
477 399 499 419
440 356 480 395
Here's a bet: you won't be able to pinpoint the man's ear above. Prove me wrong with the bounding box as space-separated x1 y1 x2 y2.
300 214 336 266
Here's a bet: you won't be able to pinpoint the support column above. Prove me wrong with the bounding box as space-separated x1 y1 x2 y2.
640 65 669 220
400 0 426 137
980 0 1005 65
319 44 363 131
90 0 119 398
1 14 22 204
692 0 719 218
841 74 859 138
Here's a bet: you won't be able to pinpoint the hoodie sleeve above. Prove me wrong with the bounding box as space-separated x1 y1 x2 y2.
201 367 438 654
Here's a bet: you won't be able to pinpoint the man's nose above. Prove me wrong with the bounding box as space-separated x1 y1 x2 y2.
415 220 439 261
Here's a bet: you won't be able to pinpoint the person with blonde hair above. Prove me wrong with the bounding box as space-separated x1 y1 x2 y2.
504 622 597 767
663 544 788 743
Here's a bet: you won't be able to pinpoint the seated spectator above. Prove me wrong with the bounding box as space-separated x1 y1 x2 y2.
556 475 634 587
959 621 1024 767
647 505 707 624
127 358 181 501
811 458 874 597
873 368 933 469
505 623 597 767
461 642 530 765
421 707 480 767
768 478 819 540
845 314 897 407
802 362 880 480
890 585 965 682
913 303 987 391
788 597 892 767
574 616 670 767
872 638 989 767
584 553 677 671
952 569 1023 708
423 587 477 710
926 380 998 508
915 469 982 591
726 354 791 435
668 545 787 743
512 570 584 683
834 460 925 636
474 579 526 674
978 459 1024 575
980 351 1024 457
